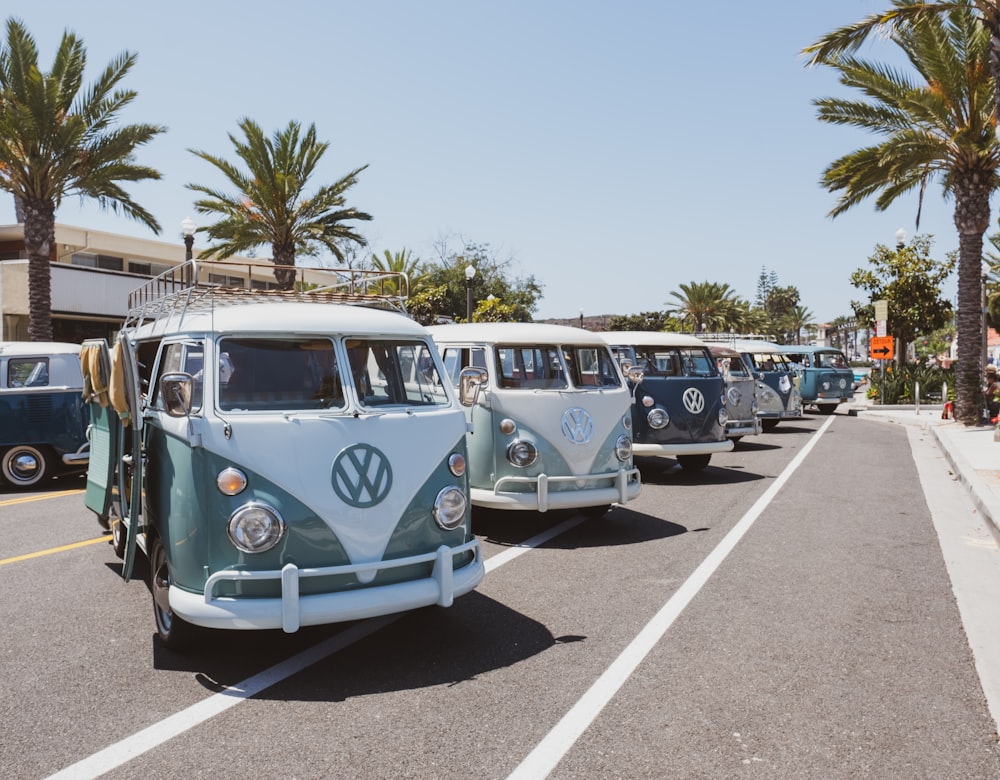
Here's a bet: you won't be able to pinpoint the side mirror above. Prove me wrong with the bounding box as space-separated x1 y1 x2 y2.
459 366 488 407
627 366 644 384
161 372 194 418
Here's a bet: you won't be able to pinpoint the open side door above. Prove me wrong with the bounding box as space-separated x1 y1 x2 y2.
109 334 145 582
81 340 119 522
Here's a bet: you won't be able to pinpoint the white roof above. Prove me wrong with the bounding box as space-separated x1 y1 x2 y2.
133 301 428 339
600 331 708 348
427 322 609 346
0 341 82 356
728 339 784 352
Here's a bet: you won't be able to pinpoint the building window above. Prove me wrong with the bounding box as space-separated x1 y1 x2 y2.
71 252 123 271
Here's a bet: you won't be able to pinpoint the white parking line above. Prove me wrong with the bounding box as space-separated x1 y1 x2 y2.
507 415 835 780
46 516 587 779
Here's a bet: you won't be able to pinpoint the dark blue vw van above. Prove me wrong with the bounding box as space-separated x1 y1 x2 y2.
602 332 732 471
0 341 89 487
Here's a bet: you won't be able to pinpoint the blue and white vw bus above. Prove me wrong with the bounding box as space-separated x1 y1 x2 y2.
81 260 483 650
601 332 733 471
778 345 854 414
427 322 640 516
0 341 89 487
704 337 803 431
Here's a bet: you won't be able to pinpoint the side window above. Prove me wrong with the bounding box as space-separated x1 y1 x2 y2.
8 358 49 387
441 347 485 386
152 341 204 413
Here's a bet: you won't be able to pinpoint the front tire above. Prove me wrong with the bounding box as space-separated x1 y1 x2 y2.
677 454 711 472
1 445 52 488
109 506 127 559
761 419 779 432
149 535 199 651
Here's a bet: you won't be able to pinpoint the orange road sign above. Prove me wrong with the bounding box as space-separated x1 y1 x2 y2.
870 336 895 360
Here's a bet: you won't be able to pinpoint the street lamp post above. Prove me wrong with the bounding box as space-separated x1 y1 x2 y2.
464 265 476 322
181 217 196 261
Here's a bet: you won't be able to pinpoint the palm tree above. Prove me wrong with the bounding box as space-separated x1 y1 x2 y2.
0 18 164 341
370 248 424 296
187 118 372 290
785 305 815 345
665 281 742 333
806 1 1000 424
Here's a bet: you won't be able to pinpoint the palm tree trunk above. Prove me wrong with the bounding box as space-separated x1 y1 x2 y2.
952 178 992 424
22 198 55 342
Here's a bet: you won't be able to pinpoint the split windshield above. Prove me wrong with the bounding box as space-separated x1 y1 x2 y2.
218 336 449 411
630 347 717 378
494 344 621 389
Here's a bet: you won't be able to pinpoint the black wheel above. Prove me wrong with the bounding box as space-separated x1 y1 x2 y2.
109 505 126 559
149 535 199 650
1 445 52 488
817 405 837 415
761 419 780 432
677 454 711 472
580 504 612 518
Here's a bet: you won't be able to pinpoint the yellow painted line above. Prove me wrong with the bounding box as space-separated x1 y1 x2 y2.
0 488 86 507
0 535 107 566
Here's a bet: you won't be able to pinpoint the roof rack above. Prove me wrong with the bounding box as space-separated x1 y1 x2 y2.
698 333 777 343
124 259 410 331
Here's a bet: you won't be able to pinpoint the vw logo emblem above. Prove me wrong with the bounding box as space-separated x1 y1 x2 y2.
682 387 705 415
331 444 393 508
727 387 742 406
561 407 594 444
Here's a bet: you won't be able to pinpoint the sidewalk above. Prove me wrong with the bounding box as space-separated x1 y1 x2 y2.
851 398 1000 542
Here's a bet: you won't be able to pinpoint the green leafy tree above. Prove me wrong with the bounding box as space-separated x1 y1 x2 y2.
187 118 372 290
850 235 955 361
804 0 1000 423
0 17 165 340
415 239 543 323
605 311 680 331
805 2 999 422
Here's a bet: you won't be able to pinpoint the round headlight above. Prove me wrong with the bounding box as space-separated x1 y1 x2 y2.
433 486 467 530
499 418 517 435
228 503 284 553
647 408 669 429
448 452 466 477
821 381 831 390
615 435 632 462
507 439 538 467
217 467 248 496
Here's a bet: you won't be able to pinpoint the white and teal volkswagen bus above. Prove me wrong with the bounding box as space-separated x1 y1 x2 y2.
81 260 483 649
427 323 640 517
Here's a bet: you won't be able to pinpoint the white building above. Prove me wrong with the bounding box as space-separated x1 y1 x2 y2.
0 223 269 343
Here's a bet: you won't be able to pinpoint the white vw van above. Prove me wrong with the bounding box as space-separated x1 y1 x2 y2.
427 322 641 516
81 260 484 649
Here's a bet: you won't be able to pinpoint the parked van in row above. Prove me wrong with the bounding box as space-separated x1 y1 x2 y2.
706 343 762 442
0 341 90 487
601 332 732 471
779 344 854 414
427 323 641 516
81 260 484 649
702 336 803 431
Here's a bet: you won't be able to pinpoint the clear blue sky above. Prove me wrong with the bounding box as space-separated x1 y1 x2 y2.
3 1 963 324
